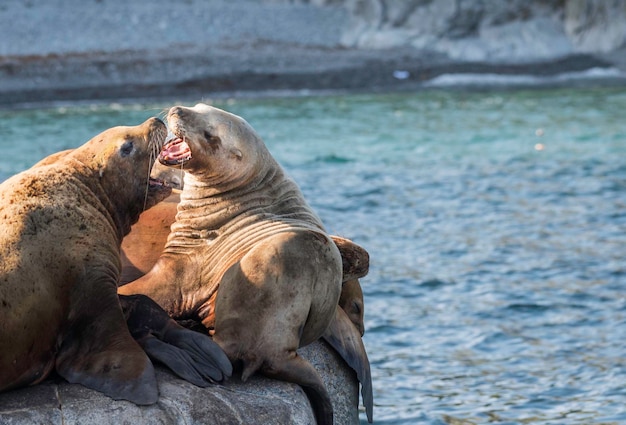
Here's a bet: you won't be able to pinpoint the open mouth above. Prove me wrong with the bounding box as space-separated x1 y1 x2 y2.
159 136 192 166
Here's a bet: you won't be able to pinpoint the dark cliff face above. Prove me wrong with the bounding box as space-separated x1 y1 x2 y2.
290 0 626 62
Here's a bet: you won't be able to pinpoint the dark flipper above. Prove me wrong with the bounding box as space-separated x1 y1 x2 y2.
56 346 157 405
120 294 232 385
322 306 373 423
261 354 334 425
56 292 158 405
138 336 213 387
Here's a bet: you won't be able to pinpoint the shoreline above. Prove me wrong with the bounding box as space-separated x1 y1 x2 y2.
3 0 626 109
3 47 626 110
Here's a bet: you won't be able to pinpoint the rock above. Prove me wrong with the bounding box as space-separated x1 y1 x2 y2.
338 0 574 61
0 340 360 425
565 0 626 52
332 0 626 62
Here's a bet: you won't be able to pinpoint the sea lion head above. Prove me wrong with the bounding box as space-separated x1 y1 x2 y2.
70 117 172 228
161 104 270 185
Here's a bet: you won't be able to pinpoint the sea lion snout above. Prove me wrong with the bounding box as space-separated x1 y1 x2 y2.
166 104 209 136
168 106 185 118
143 117 167 149
142 116 165 129
167 105 203 127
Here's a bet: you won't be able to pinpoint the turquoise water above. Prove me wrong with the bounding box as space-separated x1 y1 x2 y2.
1 87 625 424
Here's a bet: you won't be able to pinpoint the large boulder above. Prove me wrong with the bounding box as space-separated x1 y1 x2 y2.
0 340 360 425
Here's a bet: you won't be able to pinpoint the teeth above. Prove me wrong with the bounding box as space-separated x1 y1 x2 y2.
161 137 191 163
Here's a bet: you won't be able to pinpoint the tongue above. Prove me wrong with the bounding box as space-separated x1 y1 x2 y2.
160 138 191 162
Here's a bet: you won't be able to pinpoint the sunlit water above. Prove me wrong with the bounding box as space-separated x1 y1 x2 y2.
1 87 625 424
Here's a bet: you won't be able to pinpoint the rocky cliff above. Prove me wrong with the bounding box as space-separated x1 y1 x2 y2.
288 0 626 61
1 0 625 106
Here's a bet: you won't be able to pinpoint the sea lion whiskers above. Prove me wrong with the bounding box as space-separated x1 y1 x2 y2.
142 129 168 212
143 144 156 211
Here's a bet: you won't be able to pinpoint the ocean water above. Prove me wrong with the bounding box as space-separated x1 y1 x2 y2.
1 87 625 424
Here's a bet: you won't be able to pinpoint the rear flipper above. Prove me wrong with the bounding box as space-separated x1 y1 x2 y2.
261 353 334 425
322 306 373 423
120 294 232 386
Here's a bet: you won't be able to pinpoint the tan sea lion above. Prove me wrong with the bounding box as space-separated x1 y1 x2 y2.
119 104 373 423
0 118 230 403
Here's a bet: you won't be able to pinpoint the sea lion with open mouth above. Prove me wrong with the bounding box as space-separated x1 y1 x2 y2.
119 104 373 423
0 118 231 404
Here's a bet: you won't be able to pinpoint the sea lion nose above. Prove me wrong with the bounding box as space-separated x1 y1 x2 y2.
169 106 185 118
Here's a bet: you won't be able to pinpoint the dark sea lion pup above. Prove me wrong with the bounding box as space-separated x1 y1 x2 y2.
119 104 373 423
0 118 230 404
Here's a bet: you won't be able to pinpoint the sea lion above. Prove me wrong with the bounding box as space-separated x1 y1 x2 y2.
120 191 182 284
338 279 365 337
0 118 230 403
120 190 369 335
119 104 373 423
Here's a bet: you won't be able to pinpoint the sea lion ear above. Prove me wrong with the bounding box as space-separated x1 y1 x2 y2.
230 148 243 159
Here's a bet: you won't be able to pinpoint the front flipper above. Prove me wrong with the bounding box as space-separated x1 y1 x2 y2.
322 306 374 423
55 292 158 405
120 294 232 386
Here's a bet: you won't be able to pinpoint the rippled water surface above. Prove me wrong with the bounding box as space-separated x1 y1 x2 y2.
1 87 625 424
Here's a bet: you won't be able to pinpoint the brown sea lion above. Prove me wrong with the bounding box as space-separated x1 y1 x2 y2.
119 104 373 423
339 279 365 337
0 118 230 404
120 191 182 284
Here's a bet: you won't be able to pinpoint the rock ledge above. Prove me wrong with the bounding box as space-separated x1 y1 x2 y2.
0 340 360 425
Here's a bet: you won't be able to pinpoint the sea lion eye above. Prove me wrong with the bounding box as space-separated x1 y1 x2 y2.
120 141 134 157
203 130 222 151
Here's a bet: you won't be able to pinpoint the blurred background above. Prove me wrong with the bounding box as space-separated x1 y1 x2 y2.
1 0 626 105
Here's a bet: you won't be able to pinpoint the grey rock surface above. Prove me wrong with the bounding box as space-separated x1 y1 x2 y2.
313 0 626 61
0 340 360 425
